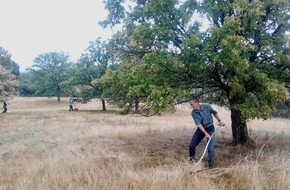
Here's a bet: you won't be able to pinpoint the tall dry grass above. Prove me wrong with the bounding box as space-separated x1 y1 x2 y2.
0 97 289 190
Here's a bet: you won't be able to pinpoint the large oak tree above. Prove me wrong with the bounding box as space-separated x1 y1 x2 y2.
100 0 289 145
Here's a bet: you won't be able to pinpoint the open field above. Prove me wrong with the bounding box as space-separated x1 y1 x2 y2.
0 97 289 190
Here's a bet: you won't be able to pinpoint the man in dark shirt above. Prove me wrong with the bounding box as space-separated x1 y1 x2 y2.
189 97 225 168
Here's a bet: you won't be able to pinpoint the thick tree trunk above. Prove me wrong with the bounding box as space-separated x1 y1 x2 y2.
230 108 253 146
101 99 106 111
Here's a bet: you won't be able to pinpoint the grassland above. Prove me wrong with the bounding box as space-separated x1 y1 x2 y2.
0 97 289 190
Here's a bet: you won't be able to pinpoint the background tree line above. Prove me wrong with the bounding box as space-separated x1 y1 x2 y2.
0 0 289 146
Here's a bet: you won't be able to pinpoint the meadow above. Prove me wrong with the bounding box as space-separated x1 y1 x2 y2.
0 97 289 190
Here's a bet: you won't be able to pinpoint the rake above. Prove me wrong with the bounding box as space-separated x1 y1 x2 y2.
195 124 225 166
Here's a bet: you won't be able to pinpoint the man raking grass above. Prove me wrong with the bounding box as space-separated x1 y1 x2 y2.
188 97 225 168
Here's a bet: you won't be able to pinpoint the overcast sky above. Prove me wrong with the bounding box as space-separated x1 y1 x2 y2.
0 0 113 71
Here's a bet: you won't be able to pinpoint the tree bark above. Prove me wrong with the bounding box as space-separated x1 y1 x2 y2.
230 107 253 146
134 96 139 114
101 99 106 111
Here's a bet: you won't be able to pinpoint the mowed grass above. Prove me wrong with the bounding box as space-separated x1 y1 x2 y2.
0 97 289 190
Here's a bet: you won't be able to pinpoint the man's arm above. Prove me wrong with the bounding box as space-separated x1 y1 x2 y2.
197 124 211 139
213 113 225 126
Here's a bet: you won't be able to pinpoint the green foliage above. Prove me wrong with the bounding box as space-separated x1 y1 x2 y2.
18 72 36 96
128 52 188 114
101 0 289 122
200 0 290 120
0 46 20 77
236 74 288 120
71 38 109 104
93 63 137 108
0 46 19 100
99 0 126 27
0 65 19 101
27 51 73 101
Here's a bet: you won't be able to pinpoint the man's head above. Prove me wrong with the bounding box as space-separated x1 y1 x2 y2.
189 96 200 110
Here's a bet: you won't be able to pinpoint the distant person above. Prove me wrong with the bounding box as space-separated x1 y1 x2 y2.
188 97 225 168
2 101 7 113
69 99 74 111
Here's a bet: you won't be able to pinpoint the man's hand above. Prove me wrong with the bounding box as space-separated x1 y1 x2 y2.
218 120 225 126
205 133 211 139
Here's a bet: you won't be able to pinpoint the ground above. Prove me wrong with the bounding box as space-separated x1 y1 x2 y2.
0 97 289 190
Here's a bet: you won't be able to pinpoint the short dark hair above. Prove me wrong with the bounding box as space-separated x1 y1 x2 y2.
190 96 199 102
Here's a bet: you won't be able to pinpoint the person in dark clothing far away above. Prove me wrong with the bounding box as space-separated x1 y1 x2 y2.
2 101 7 113
69 99 74 111
188 97 225 168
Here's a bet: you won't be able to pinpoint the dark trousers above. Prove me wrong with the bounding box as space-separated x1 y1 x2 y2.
189 125 215 167
69 105 73 111
2 107 7 113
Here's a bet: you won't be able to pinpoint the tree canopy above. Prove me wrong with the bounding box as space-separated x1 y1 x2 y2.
100 0 290 145
28 51 73 101
71 38 109 110
0 47 20 77
0 46 19 101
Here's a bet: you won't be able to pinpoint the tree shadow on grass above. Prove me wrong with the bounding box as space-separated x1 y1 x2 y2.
61 109 121 115
72 110 120 114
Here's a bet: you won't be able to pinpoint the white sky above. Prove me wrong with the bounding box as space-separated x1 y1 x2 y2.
0 0 113 71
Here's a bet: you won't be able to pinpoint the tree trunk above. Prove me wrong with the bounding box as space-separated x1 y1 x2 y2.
56 85 61 102
101 99 106 111
230 107 253 146
134 96 139 114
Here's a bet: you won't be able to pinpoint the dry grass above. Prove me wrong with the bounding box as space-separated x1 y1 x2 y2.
0 97 289 190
